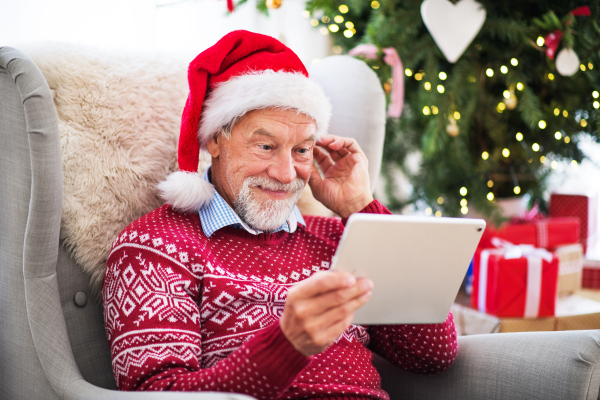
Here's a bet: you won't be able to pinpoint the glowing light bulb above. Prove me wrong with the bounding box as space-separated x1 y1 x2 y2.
339 4 349 13
516 132 523 141
511 58 518 66
439 72 447 80
551 160 558 169
343 30 353 38
548 73 555 80
538 120 546 129
332 45 342 54
581 119 588 127
594 101 599 109
502 148 510 157
487 180 494 188
425 207 432 215
435 210 442 217
329 24 339 32
461 206 468 215
437 197 444 204
460 199 467 207
431 106 439 114
345 21 354 29
563 110 568 117
334 15 344 23
310 19 319 26
437 85 445 93
454 111 461 120
503 90 510 98
514 186 521 195
487 192 495 201
486 68 494 77
481 151 489 160
554 108 560 116
593 91 599 98
555 131 562 140
532 143 540 151
320 27 329 35
302 10 310 18
424 82 431 90
580 64 586 71
571 160 578 168
564 136 570 143
516 82 524 90
423 106 431 115
405 69 413 76
371 0 380 9
540 155 546 163
536 37 545 46
500 65 508 74
460 187 467 196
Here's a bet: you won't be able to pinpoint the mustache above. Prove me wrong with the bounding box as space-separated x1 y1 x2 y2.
244 176 305 193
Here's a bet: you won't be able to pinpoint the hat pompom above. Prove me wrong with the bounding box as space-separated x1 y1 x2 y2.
157 171 215 213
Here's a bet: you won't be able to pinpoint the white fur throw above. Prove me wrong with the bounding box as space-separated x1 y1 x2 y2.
22 42 329 296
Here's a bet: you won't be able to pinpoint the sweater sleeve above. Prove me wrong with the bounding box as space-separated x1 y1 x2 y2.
341 199 392 226
368 312 458 374
103 242 310 397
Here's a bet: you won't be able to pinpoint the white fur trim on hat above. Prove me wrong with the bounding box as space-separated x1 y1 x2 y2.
157 171 215 213
198 70 332 149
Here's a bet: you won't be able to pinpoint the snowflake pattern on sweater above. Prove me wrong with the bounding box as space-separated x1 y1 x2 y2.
102 200 458 399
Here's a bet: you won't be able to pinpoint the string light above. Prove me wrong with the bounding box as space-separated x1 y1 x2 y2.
514 186 521 194
593 91 599 98
425 207 432 215
405 69 413 76
481 151 489 160
555 131 562 140
487 180 494 188
487 192 495 201
414 72 424 81
460 199 467 207
548 73 555 80
332 45 342 54
302 10 310 18
320 27 329 35
536 36 545 46
371 0 380 9
551 160 558 169
540 155 546 163
345 21 354 29
580 64 586 71
460 187 467 196
581 119 588 127
454 111 461 120
486 68 494 77
339 4 349 13
564 136 570 143
503 90 510 99
439 72 447 80
589 63 594 70
497 102 506 112
343 30 353 38
461 206 469 215
310 19 319 26
500 65 508 74
594 101 599 109
502 148 510 157
467 76 476 83
334 15 344 23
437 85 445 93
329 24 339 32
516 132 523 141
571 160 578 168
321 16 330 23
516 82 524 90
511 58 518 66
431 106 439 114
563 110 568 117
554 108 560 116
424 82 431 90
438 197 444 204
423 106 431 115
532 143 540 151
538 120 546 129
435 210 442 217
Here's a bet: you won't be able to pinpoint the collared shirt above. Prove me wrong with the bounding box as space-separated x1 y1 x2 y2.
198 167 305 238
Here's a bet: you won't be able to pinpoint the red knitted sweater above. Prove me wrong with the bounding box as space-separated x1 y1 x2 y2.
103 200 458 399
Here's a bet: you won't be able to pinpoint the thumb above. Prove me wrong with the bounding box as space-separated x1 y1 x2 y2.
309 163 323 190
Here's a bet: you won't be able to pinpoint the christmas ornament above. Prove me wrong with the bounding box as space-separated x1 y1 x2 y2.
503 87 517 110
349 44 404 117
420 0 486 63
266 0 282 9
446 116 459 136
544 30 563 60
555 48 580 76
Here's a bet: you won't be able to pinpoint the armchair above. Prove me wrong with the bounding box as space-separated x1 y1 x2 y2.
1 44 599 400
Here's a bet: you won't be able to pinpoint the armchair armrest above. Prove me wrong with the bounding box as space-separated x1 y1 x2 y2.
373 330 600 400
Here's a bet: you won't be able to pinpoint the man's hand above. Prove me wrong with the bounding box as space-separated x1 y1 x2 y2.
280 271 373 357
309 135 374 218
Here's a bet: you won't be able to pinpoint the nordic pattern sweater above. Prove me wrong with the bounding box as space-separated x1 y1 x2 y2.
102 200 458 399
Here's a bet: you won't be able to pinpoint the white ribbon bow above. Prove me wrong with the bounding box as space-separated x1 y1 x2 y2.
478 238 552 317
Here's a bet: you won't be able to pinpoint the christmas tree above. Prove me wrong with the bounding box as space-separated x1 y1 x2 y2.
300 0 600 223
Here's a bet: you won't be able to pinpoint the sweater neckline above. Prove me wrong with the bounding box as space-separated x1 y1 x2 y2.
210 224 292 246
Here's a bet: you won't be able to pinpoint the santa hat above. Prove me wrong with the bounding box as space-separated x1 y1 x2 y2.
158 30 331 213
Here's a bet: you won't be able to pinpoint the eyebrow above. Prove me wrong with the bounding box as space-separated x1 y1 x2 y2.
252 129 316 142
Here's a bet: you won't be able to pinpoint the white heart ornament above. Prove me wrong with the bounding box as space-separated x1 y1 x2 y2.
555 48 580 77
421 0 486 63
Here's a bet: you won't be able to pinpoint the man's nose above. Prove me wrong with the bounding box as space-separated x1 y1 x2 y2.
267 151 296 184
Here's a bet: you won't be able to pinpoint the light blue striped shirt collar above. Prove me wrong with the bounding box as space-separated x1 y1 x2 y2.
199 167 305 238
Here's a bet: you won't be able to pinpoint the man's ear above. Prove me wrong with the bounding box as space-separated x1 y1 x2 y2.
206 133 221 158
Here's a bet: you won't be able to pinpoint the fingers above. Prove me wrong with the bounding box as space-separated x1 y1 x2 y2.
297 278 373 318
289 271 356 300
317 135 365 159
312 146 335 174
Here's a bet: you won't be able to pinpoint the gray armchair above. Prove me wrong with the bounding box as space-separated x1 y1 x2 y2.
1 45 600 400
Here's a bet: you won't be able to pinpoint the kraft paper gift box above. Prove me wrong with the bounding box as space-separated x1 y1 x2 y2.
471 238 559 318
555 243 584 296
550 192 598 254
453 295 600 335
479 218 580 250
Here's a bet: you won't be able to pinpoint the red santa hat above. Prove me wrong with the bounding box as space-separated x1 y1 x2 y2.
158 30 331 213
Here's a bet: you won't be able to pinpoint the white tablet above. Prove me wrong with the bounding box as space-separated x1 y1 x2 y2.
331 213 485 325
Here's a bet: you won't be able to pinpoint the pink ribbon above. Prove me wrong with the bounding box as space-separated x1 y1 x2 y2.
348 44 404 118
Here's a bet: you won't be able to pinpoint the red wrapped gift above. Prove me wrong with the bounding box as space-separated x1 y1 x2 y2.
471 238 559 318
582 258 600 289
549 192 598 254
479 218 580 250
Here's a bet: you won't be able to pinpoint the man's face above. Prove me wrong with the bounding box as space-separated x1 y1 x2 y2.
207 108 317 232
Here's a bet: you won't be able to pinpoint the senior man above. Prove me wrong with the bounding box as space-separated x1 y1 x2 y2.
102 30 457 399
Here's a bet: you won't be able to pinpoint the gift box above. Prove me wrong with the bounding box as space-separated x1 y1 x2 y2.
453 295 600 335
479 218 580 250
582 258 600 288
471 238 559 318
549 192 598 254
555 243 584 296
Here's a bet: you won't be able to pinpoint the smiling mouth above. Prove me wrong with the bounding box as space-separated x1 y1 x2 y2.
256 185 290 197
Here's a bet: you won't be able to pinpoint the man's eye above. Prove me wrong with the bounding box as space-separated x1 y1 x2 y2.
297 148 310 154
260 145 272 151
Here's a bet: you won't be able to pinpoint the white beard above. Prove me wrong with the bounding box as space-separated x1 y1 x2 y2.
233 176 305 232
